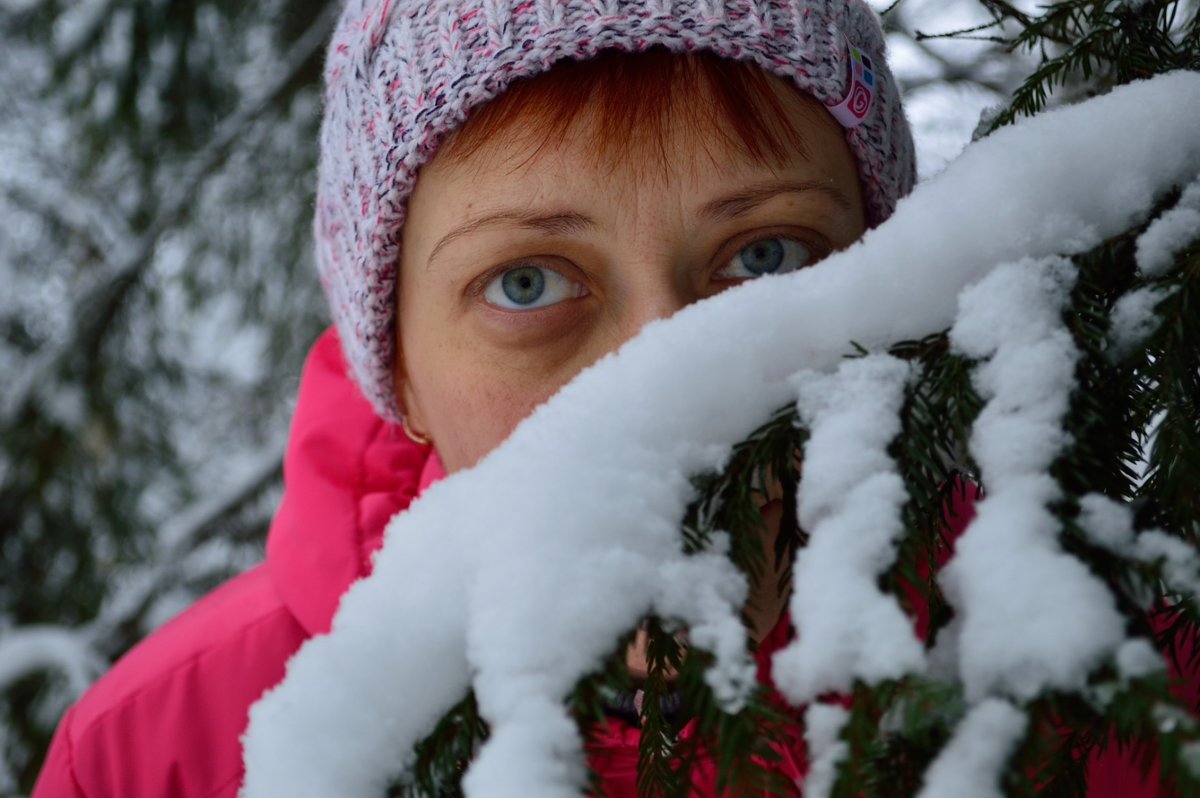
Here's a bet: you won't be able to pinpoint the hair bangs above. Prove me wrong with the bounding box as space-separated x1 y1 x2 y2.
440 48 815 172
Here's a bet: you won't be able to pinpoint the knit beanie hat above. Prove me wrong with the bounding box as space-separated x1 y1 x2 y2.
316 0 916 421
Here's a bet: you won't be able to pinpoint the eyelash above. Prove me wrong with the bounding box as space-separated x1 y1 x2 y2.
468 259 580 299
713 233 825 281
472 229 829 312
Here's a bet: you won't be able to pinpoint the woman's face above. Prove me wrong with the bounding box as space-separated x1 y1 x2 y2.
397 74 867 475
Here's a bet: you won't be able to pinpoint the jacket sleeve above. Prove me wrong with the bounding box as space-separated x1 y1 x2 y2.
31 707 88 798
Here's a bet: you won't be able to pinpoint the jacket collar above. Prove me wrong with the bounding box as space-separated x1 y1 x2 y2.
266 327 443 636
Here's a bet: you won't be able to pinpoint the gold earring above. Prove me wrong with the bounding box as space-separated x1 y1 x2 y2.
401 414 431 447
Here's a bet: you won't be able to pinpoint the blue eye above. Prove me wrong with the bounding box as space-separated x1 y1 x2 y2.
716 237 813 280
484 265 585 310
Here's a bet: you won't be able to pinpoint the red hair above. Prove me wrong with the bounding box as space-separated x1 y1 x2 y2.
440 48 827 170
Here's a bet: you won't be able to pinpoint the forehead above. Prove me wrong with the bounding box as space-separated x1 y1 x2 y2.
402 50 867 249
406 82 866 257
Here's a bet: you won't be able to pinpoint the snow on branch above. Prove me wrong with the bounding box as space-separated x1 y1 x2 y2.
916 698 1027 798
2 165 137 261
50 0 121 61
1080 493 1200 602
802 703 850 798
772 354 925 704
1137 173 1200 277
940 257 1125 702
240 72 1200 798
0 625 105 698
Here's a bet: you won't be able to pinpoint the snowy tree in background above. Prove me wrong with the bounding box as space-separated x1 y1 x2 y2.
1 1 1196 797
0 0 335 790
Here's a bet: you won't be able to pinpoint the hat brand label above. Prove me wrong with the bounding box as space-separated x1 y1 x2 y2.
827 38 876 129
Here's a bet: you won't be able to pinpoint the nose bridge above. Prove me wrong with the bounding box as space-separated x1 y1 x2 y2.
614 255 697 344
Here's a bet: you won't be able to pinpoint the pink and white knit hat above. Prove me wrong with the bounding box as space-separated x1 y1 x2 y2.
315 0 916 421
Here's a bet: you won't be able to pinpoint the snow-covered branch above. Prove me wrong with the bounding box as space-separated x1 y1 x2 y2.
241 72 1200 798
2 166 136 262
916 698 1027 798
50 0 122 62
0 626 105 699
773 355 925 704
939 257 1125 703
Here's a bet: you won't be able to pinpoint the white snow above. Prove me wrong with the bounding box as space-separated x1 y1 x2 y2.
1152 702 1195 735
773 355 926 704
1135 531 1200 599
651 537 758 711
802 703 850 798
1116 639 1165 681
91 440 284 638
1182 740 1200 777
1109 286 1173 360
904 82 1008 179
240 72 1200 798
942 258 1126 702
1079 492 1200 599
1 7 335 426
916 698 1027 798
0 626 105 697
51 0 114 57
1136 175 1200 276
1078 492 1138 552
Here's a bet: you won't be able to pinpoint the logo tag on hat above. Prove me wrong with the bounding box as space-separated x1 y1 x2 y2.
827 39 877 129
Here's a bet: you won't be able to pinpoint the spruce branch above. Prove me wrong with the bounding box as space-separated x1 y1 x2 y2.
390 691 486 798
635 618 686 798
829 678 964 798
961 0 1200 132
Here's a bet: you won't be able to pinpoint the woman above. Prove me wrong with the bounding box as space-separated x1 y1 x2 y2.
33 1 1164 795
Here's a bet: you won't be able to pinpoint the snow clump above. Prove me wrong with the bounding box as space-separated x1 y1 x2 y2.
773 354 925 704
916 699 1027 798
942 257 1126 702
802 703 850 798
1109 285 1173 360
1079 492 1200 599
1136 174 1200 276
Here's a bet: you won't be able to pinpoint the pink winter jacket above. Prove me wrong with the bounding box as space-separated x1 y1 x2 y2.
33 328 1177 797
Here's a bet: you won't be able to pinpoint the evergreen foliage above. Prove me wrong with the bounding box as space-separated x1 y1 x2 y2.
392 2 1200 795
975 0 1200 130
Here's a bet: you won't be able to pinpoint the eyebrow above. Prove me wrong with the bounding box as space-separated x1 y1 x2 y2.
425 180 855 266
427 211 595 267
699 180 857 221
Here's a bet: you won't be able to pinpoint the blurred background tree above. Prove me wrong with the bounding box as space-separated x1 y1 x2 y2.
2 0 1187 794
0 0 334 789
